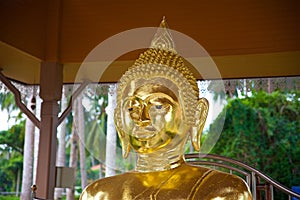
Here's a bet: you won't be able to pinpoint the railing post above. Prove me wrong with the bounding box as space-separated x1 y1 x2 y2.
251 172 257 200
269 184 274 200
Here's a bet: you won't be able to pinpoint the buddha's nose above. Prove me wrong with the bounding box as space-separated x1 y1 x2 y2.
136 105 151 126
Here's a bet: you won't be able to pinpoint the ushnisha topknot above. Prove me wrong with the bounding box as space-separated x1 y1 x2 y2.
131 48 199 99
115 17 200 126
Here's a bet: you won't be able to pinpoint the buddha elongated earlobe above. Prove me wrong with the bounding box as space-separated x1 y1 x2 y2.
116 127 130 158
191 97 209 151
120 135 131 158
114 111 131 158
197 98 209 133
191 126 200 151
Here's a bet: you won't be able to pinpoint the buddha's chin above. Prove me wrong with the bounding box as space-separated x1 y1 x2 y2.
129 133 172 154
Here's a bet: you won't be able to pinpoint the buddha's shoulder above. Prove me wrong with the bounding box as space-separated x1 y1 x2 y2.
188 164 249 186
185 164 252 198
80 173 134 199
83 173 133 191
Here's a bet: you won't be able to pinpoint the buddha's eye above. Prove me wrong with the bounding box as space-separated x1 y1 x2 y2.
128 107 133 112
155 105 163 109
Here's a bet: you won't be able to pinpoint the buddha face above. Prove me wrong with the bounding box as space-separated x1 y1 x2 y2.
120 83 190 154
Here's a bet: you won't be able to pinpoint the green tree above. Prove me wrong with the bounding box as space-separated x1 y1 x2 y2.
0 122 25 192
0 91 24 194
207 90 300 199
84 88 108 180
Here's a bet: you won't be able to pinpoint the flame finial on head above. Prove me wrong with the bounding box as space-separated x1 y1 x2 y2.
150 17 177 53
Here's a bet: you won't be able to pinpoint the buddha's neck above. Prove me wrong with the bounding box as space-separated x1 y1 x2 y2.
136 147 185 172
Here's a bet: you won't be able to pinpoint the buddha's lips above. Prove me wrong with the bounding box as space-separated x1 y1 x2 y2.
132 126 158 140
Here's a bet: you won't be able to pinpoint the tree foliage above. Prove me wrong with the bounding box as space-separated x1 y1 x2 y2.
0 121 25 192
208 90 300 193
0 92 22 122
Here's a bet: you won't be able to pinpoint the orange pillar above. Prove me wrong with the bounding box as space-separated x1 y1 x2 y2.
35 62 62 199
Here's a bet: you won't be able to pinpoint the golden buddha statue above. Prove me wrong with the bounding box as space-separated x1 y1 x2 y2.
80 18 252 200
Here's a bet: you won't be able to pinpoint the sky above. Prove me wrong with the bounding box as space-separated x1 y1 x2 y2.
0 110 19 131
0 110 10 131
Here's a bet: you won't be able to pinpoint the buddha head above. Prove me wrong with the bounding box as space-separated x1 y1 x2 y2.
114 18 209 166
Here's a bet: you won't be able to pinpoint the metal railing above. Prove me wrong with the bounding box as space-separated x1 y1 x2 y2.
184 153 300 200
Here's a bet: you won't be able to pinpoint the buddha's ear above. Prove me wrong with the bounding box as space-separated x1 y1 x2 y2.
114 110 131 158
191 98 209 151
